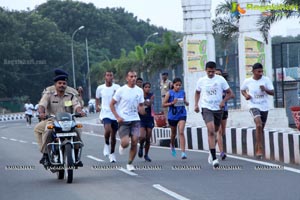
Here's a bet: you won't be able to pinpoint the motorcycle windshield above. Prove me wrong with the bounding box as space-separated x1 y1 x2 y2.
56 112 72 121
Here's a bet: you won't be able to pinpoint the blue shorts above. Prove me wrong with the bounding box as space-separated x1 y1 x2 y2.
168 116 187 127
102 118 118 132
140 120 154 129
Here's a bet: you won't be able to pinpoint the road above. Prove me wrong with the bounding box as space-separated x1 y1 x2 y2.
0 116 300 200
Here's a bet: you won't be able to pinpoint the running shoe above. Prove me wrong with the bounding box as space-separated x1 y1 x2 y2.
103 144 109 157
109 153 116 163
220 152 227 160
138 147 143 158
170 145 176 157
181 152 187 159
119 145 125 155
212 159 219 168
144 155 152 162
126 164 135 171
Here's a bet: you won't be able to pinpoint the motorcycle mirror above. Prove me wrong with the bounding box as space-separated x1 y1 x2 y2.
47 125 54 129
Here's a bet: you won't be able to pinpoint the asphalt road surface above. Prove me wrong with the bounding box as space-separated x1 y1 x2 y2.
1 117 300 200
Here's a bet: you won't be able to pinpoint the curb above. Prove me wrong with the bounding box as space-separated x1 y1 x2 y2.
0 113 27 121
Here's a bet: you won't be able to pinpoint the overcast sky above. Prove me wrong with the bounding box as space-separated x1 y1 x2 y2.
0 0 299 37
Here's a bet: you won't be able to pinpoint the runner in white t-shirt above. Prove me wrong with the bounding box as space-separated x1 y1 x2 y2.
110 70 146 171
241 63 274 159
24 100 34 126
95 71 120 163
34 104 40 121
194 61 233 168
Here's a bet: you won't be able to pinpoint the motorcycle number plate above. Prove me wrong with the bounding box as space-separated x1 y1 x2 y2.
56 132 77 137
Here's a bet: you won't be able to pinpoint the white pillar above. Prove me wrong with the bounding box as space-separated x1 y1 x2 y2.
238 0 273 109
181 0 215 110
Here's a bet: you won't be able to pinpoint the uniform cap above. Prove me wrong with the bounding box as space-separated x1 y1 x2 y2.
53 69 68 82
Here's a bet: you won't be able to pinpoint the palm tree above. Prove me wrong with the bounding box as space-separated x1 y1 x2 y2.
144 32 182 76
257 0 300 44
214 0 300 44
213 0 239 70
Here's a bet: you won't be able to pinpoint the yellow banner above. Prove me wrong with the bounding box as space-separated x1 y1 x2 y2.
244 37 265 78
187 40 207 72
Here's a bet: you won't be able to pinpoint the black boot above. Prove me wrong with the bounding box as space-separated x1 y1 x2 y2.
40 153 51 167
74 149 83 167
39 154 45 164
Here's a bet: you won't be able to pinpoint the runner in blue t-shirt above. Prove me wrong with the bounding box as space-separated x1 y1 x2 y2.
163 78 189 159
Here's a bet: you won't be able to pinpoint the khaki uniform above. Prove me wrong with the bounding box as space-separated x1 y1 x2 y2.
160 79 172 124
34 89 82 153
77 95 84 108
43 85 79 96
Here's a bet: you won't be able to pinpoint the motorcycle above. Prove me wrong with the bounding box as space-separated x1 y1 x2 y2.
45 112 83 184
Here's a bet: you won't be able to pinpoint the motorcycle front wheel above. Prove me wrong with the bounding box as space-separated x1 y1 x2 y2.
65 143 74 183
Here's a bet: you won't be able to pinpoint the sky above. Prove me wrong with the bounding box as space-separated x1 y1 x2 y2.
0 0 299 37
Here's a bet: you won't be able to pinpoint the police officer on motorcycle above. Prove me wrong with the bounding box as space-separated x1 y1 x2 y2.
34 69 85 167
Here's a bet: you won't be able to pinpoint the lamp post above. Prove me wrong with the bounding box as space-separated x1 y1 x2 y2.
145 32 158 54
85 38 91 100
71 25 85 89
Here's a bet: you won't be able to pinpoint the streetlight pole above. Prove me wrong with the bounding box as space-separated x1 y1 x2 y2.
145 32 158 54
86 37 91 100
71 25 84 89
141 32 158 78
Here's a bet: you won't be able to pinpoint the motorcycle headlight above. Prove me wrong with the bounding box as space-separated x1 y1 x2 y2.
58 121 73 131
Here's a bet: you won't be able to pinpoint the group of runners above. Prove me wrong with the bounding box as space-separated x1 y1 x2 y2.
94 61 274 170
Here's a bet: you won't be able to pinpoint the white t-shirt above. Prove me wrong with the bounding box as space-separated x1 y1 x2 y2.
24 103 34 115
96 83 120 120
241 76 274 111
113 85 144 122
195 75 230 111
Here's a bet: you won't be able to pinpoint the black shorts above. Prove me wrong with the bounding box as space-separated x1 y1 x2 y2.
168 116 187 127
222 111 228 120
249 108 268 124
201 108 223 128
25 114 33 118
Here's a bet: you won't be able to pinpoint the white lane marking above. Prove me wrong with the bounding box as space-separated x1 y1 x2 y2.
83 132 103 137
118 167 138 176
86 155 104 162
283 166 300 173
32 142 38 145
83 131 120 141
153 184 190 200
83 130 300 174
225 154 300 174
86 155 138 176
2 136 32 144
